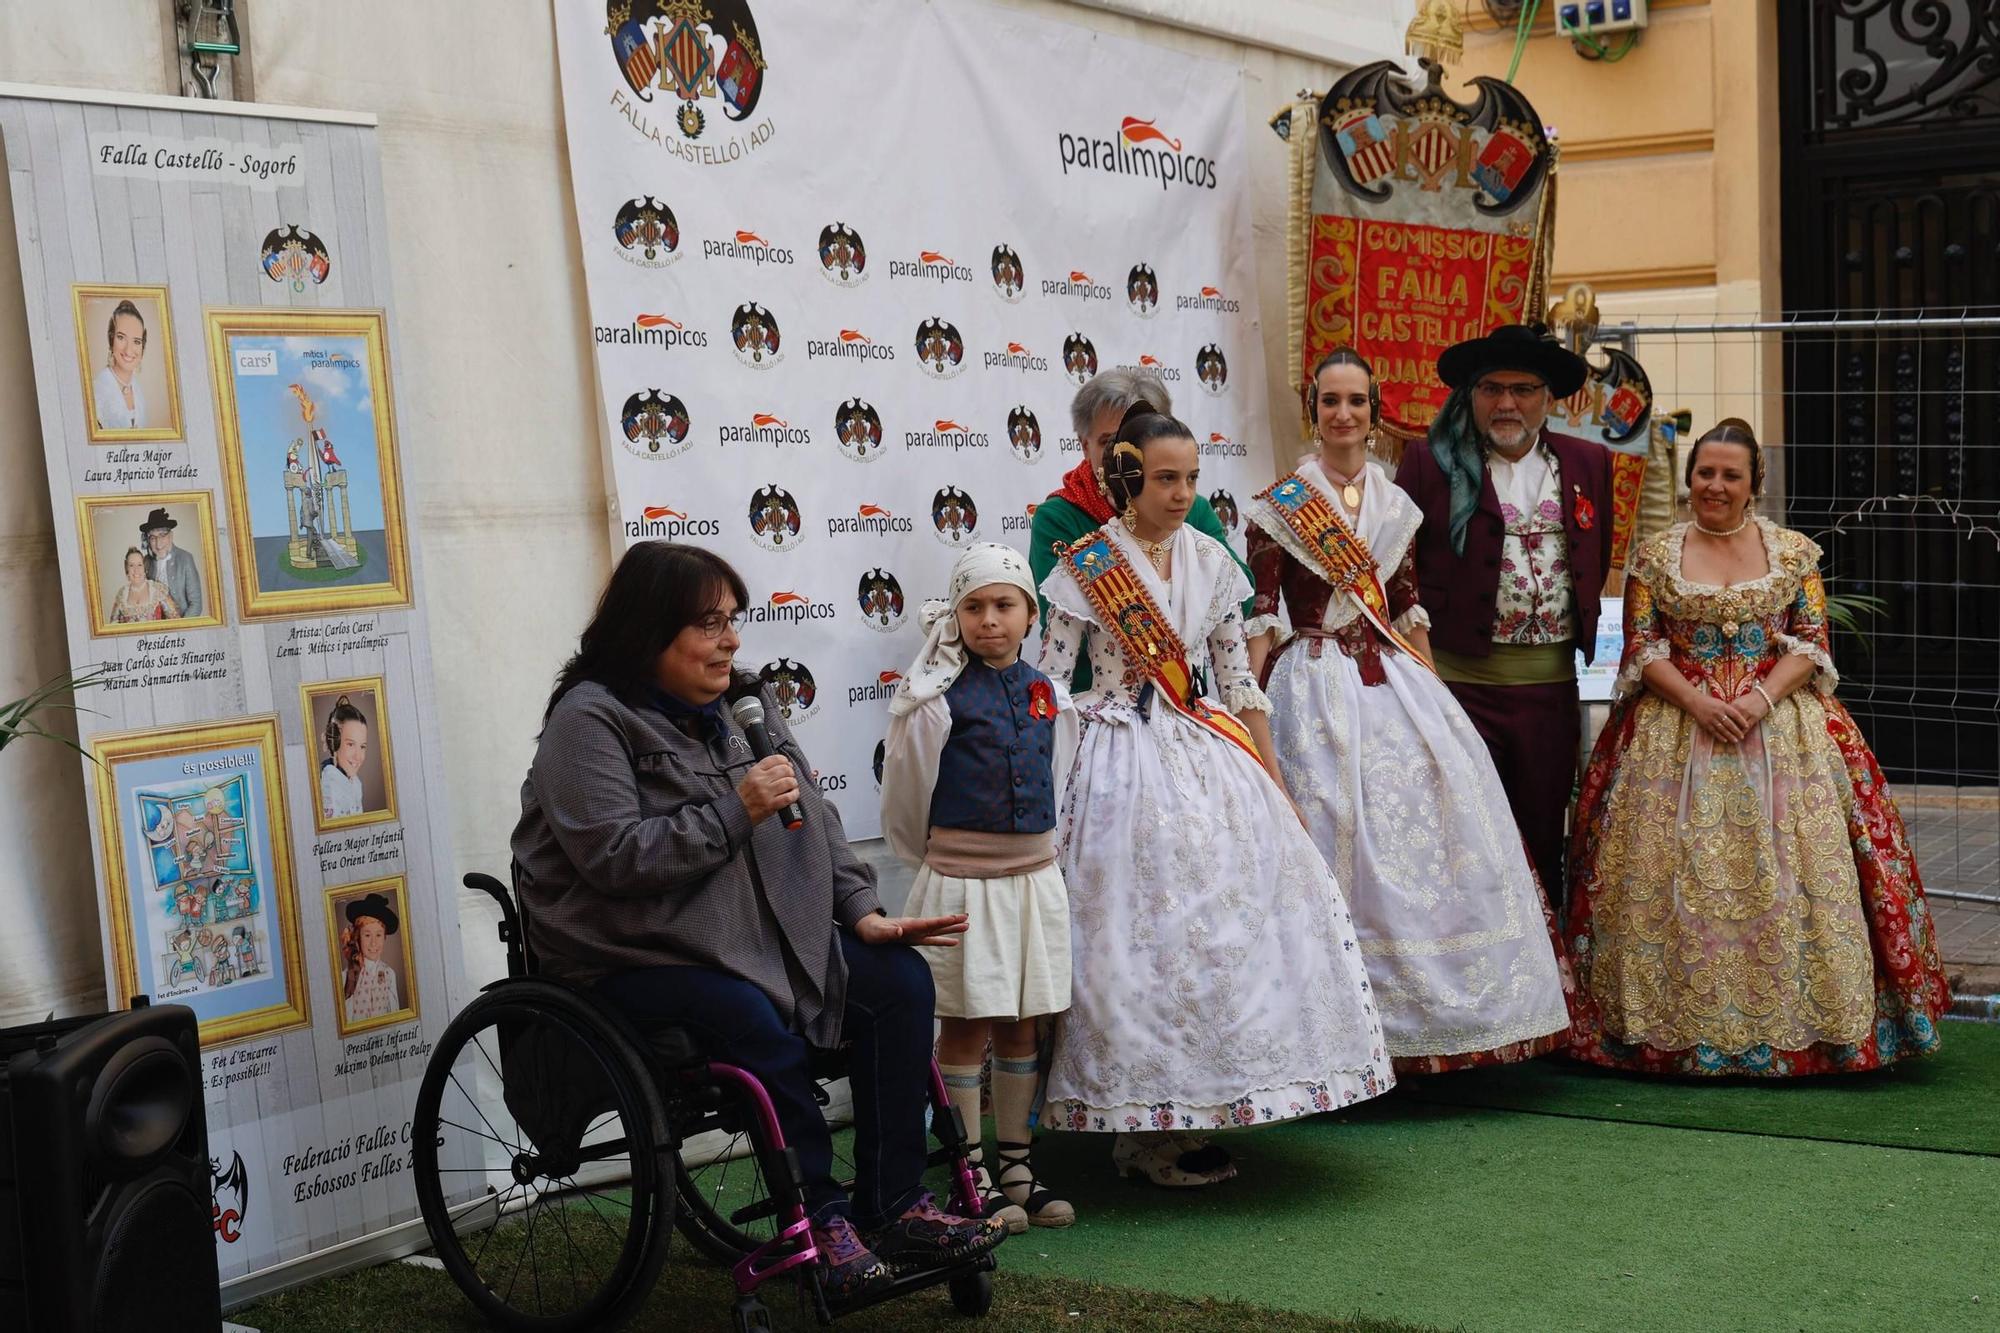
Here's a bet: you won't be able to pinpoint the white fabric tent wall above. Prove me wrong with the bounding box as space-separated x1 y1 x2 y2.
0 0 1411 1027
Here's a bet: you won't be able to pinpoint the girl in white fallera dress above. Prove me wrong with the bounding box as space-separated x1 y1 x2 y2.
882 543 1080 1232
1037 405 1391 1186
1245 349 1571 1075
341 891 402 1025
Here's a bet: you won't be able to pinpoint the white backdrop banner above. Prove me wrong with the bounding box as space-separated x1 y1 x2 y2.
0 85 465 1298
555 0 1275 834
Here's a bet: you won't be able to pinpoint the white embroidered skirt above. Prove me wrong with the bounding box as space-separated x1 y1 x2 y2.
909 861 1071 1020
1046 703 1391 1131
1266 639 1571 1060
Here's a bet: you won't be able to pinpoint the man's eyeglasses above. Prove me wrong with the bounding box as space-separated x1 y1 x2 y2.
1473 378 1547 402
694 610 748 639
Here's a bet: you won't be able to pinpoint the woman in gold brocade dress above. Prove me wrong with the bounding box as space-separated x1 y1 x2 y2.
1565 420 1949 1076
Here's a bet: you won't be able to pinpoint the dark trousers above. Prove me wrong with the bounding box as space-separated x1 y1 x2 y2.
597 933 936 1229
1446 677 1581 906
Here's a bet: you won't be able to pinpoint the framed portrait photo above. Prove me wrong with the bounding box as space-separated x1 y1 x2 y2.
204 308 412 620
323 877 419 1038
74 491 226 637
301 675 398 833
72 283 184 443
89 716 311 1046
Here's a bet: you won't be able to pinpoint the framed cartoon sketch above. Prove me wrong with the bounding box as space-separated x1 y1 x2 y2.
72 283 184 443
74 491 226 637
89 716 311 1046
301 675 398 833
324 877 419 1038
204 308 412 619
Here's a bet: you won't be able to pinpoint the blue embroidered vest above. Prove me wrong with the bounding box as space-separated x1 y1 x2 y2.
929 658 1057 834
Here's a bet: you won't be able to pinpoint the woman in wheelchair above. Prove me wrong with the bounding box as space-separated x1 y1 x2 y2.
511 541 1007 1300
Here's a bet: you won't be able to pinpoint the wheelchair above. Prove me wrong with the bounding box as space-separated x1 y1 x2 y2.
412 871 999 1332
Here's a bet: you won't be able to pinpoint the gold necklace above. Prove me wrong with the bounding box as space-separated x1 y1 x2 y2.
1324 463 1364 510
1124 519 1173 574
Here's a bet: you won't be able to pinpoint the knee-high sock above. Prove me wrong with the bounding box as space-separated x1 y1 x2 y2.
991 1055 1040 1151
938 1061 984 1163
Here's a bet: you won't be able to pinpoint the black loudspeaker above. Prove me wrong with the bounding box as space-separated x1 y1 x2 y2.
0 1002 220 1332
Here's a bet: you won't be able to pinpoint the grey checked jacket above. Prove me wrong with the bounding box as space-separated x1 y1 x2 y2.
512 681 884 1047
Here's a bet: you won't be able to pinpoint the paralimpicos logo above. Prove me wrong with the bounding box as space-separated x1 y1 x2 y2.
748 589 835 626
1042 268 1114 303
850 669 903 707
619 389 693 458
827 502 915 538
1130 353 1181 383
1058 116 1219 190
705 227 794 266
605 0 774 165
983 341 1048 375
1201 431 1248 458
890 249 974 285
1177 283 1241 313
905 418 990 452
612 196 680 267
747 483 804 550
625 502 722 540
807 327 896 363
596 311 708 350
720 411 809 448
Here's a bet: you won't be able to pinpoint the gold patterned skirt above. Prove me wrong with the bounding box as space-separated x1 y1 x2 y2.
1564 689 1949 1075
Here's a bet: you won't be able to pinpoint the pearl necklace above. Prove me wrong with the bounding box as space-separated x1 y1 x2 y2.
1693 515 1751 538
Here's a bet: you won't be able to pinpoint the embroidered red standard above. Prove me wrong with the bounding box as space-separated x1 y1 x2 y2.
1028 678 1057 719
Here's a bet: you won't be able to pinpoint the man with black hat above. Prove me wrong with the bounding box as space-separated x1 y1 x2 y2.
1394 324 1612 903
141 506 202 619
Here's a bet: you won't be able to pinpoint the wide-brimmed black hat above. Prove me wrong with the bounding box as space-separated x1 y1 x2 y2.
344 891 400 935
1438 324 1588 398
139 507 178 537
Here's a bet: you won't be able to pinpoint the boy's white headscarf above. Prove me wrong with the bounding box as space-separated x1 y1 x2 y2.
888 543 1039 717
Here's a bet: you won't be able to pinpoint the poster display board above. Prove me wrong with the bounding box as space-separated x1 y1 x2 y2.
554 0 1278 834
0 84 466 1298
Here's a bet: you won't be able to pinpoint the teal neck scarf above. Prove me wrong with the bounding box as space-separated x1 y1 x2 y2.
1427 384 1484 557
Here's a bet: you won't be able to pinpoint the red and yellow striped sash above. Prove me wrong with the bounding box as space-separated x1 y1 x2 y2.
1253 473 1434 674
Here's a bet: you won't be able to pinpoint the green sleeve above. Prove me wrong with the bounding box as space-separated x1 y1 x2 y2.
1187 495 1256 617
1028 497 1093 692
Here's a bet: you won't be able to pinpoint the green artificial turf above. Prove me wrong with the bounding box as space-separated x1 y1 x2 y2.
1396 1020 2000 1156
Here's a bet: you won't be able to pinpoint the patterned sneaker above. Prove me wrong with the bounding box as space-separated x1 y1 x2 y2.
867 1190 1007 1273
809 1214 893 1303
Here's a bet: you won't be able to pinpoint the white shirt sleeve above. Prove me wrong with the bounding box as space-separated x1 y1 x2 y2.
878 695 950 867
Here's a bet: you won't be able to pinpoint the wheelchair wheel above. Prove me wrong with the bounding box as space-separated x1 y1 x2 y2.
673 1072 857 1266
413 981 672 1332
950 1269 995 1316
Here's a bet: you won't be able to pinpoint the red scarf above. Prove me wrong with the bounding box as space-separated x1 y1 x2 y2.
1052 457 1114 523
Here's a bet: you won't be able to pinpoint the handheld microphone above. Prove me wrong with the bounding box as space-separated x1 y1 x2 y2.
729 694 806 831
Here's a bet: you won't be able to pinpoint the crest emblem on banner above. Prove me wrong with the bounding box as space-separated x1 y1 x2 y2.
1007 405 1042 462
606 0 768 144
991 244 1025 302
748 484 803 550
1061 332 1098 385
1127 263 1159 317
857 568 906 631
931 486 978 546
259 226 330 292
614 195 680 266
759 657 818 722
731 302 782 367
835 398 884 462
620 389 692 458
1281 4 1553 439
915 318 965 379
818 222 866 285
1195 343 1228 395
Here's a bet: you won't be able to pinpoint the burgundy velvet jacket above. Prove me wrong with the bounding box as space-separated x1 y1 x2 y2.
1393 428 1615 664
